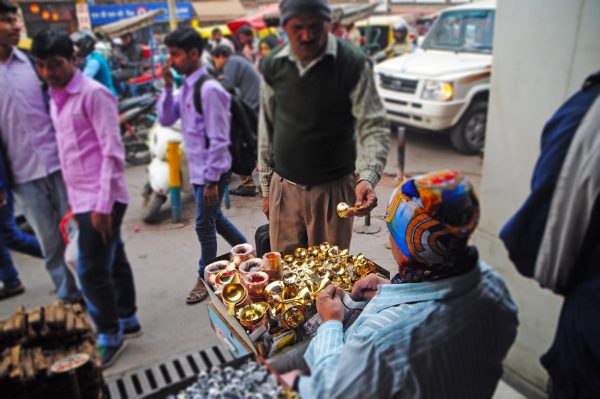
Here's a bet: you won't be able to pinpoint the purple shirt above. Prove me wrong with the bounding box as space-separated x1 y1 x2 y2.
0 48 61 184
48 70 128 214
157 67 231 185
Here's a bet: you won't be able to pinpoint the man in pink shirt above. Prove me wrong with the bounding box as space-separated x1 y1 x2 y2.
32 31 140 368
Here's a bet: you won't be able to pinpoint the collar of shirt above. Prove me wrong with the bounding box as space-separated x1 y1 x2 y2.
368 263 483 312
5 47 28 65
275 33 337 76
49 69 84 108
183 66 208 89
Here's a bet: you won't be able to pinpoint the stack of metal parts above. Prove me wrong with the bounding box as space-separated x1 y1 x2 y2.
0 302 104 398
169 360 296 399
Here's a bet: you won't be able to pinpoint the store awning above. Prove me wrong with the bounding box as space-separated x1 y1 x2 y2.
191 0 246 24
95 9 164 37
227 3 279 34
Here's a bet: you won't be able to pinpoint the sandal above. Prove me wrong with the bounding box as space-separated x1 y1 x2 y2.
186 277 208 305
0 283 25 300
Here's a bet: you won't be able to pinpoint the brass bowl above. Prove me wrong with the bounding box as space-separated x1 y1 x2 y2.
216 270 239 286
319 242 331 253
283 254 295 264
237 302 269 328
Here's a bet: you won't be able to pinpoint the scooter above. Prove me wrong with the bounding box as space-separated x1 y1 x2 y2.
119 93 156 165
142 121 191 224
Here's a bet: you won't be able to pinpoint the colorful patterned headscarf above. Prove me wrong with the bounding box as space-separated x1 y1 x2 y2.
386 170 480 282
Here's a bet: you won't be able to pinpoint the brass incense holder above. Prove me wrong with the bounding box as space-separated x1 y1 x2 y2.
222 283 248 316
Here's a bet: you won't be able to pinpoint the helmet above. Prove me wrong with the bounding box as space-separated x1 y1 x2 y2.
70 31 96 58
392 21 408 35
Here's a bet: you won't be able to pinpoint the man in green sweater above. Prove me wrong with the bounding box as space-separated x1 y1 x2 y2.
258 0 390 254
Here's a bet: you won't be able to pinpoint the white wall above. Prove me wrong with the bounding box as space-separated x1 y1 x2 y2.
474 0 600 391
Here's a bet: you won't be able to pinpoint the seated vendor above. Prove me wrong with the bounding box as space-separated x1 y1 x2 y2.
287 170 519 398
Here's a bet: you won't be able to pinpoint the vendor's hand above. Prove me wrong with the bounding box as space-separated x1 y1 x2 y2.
262 197 269 220
203 184 218 206
161 59 174 89
348 180 377 217
281 370 302 388
316 285 345 322
0 190 6 206
91 211 112 244
351 274 389 301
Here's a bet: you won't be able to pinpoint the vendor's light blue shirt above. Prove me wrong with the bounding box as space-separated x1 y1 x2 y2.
300 263 519 399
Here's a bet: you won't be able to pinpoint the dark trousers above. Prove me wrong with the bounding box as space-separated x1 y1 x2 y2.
75 202 137 346
193 172 246 276
0 194 43 287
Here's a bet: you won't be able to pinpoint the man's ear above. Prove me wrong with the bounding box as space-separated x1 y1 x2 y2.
70 55 78 66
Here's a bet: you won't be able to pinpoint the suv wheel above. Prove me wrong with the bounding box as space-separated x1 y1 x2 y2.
450 101 488 155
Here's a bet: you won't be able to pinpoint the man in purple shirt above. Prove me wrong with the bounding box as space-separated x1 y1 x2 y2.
0 0 80 303
158 28 246 305
32 30 140 368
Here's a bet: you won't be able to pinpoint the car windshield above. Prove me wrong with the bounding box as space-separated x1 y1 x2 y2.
422 9 495 54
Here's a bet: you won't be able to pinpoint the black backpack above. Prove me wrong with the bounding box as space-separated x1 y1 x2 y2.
193 75 258 176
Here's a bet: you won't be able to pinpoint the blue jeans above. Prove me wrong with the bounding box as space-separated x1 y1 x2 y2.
75 202 138 347
194 172 246 276
0 193 43 287
12 172 80 301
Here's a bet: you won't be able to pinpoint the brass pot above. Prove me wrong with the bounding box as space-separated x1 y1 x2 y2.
230 243 255 267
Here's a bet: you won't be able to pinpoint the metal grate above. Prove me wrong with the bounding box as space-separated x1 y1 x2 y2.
379 74 418 94
104 345 234 399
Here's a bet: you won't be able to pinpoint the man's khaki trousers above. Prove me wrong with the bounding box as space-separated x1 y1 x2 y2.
269 172 356 255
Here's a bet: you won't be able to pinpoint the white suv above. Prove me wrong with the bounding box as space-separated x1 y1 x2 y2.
374 1 495 154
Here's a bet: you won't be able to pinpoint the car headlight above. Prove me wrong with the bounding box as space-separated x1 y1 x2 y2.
421 80 454 101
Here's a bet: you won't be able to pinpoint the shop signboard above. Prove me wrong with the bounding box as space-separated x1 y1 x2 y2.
89 2 192 26
76 3 92 31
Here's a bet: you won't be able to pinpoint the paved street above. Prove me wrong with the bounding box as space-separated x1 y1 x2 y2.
0 131 521 397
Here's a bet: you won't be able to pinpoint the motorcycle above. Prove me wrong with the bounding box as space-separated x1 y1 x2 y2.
119 93 156 165
142 121 191 224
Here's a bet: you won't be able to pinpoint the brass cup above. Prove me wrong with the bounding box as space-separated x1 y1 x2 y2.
230 243 255 267
280 301 306 330
294 247 308 259
262 252 283 280
308 246 320 257
319 242 332 253
204 260 230 288
239 259 264 285
327 246 340 258
283 254 295 264
222 283 248 316
282 272 299 299
244 271 269 300
265 280 284 301
237 302 269 329
336 202 350 218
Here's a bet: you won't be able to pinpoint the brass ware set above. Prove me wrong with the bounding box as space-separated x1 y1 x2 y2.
208 242 378 333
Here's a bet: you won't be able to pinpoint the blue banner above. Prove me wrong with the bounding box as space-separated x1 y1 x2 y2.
89 3 192 26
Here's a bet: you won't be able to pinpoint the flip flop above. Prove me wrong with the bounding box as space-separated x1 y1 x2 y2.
186 278 208 305
0 284 25 300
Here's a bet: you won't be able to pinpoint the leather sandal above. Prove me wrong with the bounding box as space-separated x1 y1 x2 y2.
0 283 25 300
186 277 208 305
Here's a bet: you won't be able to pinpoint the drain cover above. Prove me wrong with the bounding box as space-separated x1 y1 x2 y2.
104 344 234 398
